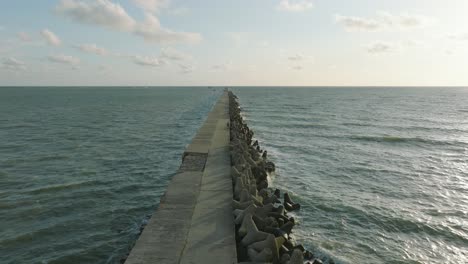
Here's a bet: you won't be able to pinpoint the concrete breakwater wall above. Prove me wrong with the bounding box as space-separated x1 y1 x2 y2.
124 90 330 264
125 91 236 264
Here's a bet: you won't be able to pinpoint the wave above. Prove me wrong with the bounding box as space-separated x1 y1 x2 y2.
35 155 70 162
341 122 371 127
344 122 468 134
348 135 467 147
313 202 468 246
26 180 100 195
0 123 38 129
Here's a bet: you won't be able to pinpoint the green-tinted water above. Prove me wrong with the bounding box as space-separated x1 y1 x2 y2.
1 87 467 264
0 87 221 263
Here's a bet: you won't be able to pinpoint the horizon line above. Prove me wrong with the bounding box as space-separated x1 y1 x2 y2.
1 85 468 88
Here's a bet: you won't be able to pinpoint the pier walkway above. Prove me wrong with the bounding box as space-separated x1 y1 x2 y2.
125 91 236 264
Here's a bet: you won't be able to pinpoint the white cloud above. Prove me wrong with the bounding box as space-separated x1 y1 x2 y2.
133 14 202 44
56 0 136 31
75 43 108 55
335 15 380 31
132 0 169 13
41 29 62 46
448 32 468 41
212 64 225 70
288 54 304 61
277 0 313 12
335 12 432 32
48 54 80 64
382 12 432 28
401 40 422 47
179 63 194 74
2 57 26 71
131 48 192 68
160 47 191 61
56 0 202 45
445 49 455 55
366 41 396 53
133 55 162 66
17 32 32 42
98 64 111 72
211 62 232 71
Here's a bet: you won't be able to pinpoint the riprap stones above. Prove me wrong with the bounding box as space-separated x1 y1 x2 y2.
228 91 324 264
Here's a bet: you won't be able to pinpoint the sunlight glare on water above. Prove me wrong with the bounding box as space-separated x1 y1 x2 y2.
1 87 467 264
232 87 468 264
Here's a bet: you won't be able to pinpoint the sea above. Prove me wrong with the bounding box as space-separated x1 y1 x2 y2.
0 87 467 264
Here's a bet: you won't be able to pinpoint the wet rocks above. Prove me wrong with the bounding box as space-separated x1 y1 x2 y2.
229 91 324 264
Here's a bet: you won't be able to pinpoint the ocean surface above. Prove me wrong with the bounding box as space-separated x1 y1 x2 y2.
0 87 221 263
1 87 467 264
232 87 468 264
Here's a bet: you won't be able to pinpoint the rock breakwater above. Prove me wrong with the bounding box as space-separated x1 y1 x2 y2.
228 91 331 264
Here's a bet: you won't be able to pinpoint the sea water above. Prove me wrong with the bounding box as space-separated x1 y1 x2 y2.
1 87 467 264
0 87 220 263
233 87 468 264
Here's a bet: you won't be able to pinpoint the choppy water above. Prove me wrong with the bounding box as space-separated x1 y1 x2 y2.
232 87 468 264
0 87 221 263
1 87 467 264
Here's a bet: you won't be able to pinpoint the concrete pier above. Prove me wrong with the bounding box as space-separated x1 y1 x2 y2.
125 91 236 264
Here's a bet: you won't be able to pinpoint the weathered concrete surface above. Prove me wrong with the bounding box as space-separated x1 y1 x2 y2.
125 91 235 264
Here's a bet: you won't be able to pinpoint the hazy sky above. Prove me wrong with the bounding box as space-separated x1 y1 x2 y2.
1 0 468 86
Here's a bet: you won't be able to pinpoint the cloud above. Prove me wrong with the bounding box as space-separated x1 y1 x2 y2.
48 54 80 64
160 47 191 61
335 12 432 32
212 64 225 70
179 63 194 74
131 48 192 68
75 43 108 55
211 62 232 71
132 0 169 13
288 54 305 61
41 29 62 46
366 41 396 53
448 32 468 41
56 0 136 31
17 32 32 42
133 56 162 66
335 15 380 31
133 14 202 44
2 57 26 71
0 26 5 31
277 0 313 12
56 0 202 45
98 64 111 72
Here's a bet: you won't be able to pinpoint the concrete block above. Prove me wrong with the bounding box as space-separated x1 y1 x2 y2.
187 206 235 244
196 190 232 209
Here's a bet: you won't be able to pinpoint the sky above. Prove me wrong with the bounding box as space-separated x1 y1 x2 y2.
1 0 468 86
